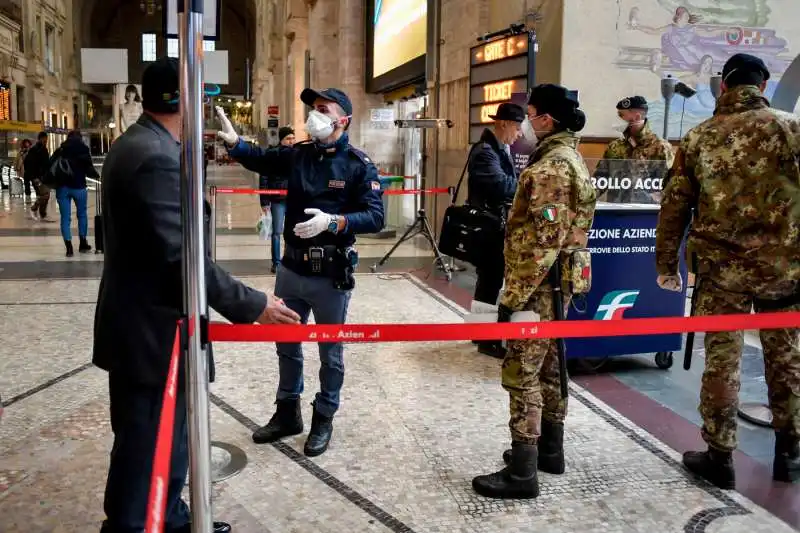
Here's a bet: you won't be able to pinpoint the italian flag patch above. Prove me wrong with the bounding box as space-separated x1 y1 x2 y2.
542 205 558 222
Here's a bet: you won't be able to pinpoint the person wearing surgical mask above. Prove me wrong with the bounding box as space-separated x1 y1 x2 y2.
595 96 674 203
466 102 525 359
472 84 596 500
216 87 385 458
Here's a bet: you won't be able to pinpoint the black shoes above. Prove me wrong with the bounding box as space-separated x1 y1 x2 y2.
79 237 92 253
304 404 334 457
502 420 565 475
476 341 505 359
774 432 800 484
252 398 303 444
65 240 74 257
683 447 735 489
252 399 334 457
473 442 539 499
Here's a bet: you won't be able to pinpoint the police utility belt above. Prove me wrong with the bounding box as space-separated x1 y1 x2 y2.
284 245 358 290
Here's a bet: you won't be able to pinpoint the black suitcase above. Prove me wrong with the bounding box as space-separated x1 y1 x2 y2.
94 186 104 253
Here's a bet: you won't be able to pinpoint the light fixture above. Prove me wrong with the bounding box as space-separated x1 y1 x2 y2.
108 121 116 129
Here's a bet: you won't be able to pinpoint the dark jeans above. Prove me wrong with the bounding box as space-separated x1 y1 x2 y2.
23 177 32 196
266 200 286 266
274 262 352 417
474 255 505 305
100 374 191 532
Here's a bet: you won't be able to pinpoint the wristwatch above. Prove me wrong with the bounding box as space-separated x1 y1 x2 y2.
327 215 339 234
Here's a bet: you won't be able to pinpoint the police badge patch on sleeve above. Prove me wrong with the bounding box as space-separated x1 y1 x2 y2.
542 205 558 222
371 181 381 190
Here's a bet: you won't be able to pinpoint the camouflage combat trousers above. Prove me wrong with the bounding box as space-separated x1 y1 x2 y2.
502 285 568 444
695 278 800 452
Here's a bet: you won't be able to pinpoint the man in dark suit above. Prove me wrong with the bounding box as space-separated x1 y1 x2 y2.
93 57 300 533
466 102 524 358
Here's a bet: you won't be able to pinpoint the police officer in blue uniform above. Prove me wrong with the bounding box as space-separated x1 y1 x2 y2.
216 87 385 456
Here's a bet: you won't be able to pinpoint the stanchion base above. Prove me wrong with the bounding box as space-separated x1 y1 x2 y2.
738 402 773 428
204 441 248 483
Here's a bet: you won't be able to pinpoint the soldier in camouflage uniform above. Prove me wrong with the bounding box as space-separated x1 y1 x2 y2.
596 96 674 203
472 84 597 499
656 53 800 489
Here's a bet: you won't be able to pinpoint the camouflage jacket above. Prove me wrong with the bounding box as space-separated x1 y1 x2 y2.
501 131 597 311
600 120 674 164
655 85 800 297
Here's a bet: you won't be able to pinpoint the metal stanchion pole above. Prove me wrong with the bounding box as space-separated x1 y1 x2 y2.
179 2 213 533
209 185 217 262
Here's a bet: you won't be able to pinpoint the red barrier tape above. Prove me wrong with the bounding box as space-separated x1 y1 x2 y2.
214 187 450 196
208 312 800 344
145 322 182 533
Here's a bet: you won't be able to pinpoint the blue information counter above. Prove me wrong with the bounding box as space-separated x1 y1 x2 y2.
564 203 688 369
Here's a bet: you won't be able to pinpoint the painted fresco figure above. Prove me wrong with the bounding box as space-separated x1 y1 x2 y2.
655 53 800 489
472 85 596 499
595 96 674 204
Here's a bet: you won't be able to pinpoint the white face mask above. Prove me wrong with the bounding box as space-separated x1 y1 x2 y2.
521 117 537 142
305 109 336 140
615 118 644 133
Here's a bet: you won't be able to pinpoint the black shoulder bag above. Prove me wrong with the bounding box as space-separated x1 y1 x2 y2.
437 143 506 268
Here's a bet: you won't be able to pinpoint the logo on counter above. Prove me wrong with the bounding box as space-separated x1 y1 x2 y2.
594 290 640 320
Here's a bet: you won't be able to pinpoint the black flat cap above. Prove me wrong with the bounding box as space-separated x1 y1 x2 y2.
617 96 648 110
723 53 770 82
300 87 353 116
488 102 525 122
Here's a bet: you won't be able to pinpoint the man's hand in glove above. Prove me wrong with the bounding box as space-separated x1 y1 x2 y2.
215 106 239 145
294 209 337 239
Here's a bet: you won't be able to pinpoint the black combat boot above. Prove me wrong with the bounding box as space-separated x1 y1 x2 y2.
78 237 92 253
304 402 334 457
252 398 303 444
472 442 539 499
64 240 74 258
683 446 735 489
773 432 800 483
503 420 565 474
477 341 505 359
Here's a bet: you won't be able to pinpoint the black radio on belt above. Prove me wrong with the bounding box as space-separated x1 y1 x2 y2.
308 247 324 274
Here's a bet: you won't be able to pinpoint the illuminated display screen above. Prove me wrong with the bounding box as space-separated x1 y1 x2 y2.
372 0 427 78
468 34 532 143
471 35 528 65
0 86 10 121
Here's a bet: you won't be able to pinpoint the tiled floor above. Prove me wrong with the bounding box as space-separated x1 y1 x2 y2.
0 275 795 533
1 167 798 532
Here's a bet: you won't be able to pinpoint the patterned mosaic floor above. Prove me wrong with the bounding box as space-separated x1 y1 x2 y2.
0 274 795 532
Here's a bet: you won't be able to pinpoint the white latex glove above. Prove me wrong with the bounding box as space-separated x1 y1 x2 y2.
657 273 683 292
293 208 333 239
215 106 239 145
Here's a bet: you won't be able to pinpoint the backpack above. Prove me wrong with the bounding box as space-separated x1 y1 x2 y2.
43 156 73 188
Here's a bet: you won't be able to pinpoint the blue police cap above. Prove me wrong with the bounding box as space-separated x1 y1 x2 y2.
300 88 353 116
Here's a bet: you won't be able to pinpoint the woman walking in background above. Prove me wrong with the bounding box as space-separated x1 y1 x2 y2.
259 126 295 273
51 130 100 257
